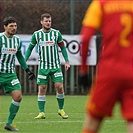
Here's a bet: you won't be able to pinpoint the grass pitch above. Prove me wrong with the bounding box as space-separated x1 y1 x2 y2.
0 95 126 133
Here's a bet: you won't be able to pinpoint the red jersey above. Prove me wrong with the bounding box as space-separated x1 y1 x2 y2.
81 0 133 77
81 0 133 119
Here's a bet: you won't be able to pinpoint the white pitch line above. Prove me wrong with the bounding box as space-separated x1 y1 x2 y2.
0 120 83 124
104 120 125 123
0 119 125 124
0 112 83 114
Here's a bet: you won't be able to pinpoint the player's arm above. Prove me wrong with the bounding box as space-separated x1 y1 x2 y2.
25 33 36 61
58 42 70 71
16 42 35 80
80 26 96 73
80 0 102 74
79 0 102 89
59 42 69 62
58 31 70 71
16 42 28 70
25 43 35 61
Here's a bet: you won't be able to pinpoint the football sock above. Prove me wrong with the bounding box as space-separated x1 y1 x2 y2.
56 93 64 110
38 95 46 113
6 100 20 124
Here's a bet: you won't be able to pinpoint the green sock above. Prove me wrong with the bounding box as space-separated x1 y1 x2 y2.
6 100 20 124
38 95 46 113
56 93 64 110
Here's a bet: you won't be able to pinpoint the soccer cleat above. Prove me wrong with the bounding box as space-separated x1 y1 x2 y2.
34 112 45 119
4 124 18 131
58 109 68 119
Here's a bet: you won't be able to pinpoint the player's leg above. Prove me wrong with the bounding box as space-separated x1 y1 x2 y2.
82 113 103 133
35 69 49 119
34 84 47 119
81 72 119 133
54 82 68 119
121 86 133 133
3 74 22 131
55 82 64 110
4 90 22 131
127 120 133 133
52 68 68 119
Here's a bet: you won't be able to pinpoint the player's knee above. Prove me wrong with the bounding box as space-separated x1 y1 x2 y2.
55 82 62 86
57 86 64 93
13 94 22 102
55 83 64 93
38 85 47 95
11 90 22 102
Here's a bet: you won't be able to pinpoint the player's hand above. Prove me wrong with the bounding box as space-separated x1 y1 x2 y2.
65 61 70 71
78 73 89 89
25 68 36 80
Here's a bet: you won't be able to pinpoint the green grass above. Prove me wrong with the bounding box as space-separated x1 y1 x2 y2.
0 95 126 133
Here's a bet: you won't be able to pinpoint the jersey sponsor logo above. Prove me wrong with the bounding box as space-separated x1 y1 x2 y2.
39 41 54 46
54 72 62 77
38 75 47 79
2 48 17 54
11 79 19 86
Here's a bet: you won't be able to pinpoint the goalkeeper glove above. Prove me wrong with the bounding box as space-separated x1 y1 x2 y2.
25 68 36 80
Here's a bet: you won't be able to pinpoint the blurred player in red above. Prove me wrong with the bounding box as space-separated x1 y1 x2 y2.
79 0 133 133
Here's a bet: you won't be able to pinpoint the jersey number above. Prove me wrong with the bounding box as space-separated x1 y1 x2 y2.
120 14 132 47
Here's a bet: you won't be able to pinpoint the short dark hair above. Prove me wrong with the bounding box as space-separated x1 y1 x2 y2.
41 13 51 20
3 16 17 26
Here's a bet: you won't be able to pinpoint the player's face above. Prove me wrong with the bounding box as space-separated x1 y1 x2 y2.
41 17 51 31
4 22 17 37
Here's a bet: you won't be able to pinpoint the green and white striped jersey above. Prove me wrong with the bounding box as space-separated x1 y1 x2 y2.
0 32 22 73
30 28 63 69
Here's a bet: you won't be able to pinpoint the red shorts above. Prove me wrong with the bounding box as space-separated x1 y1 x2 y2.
86 63 133 120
